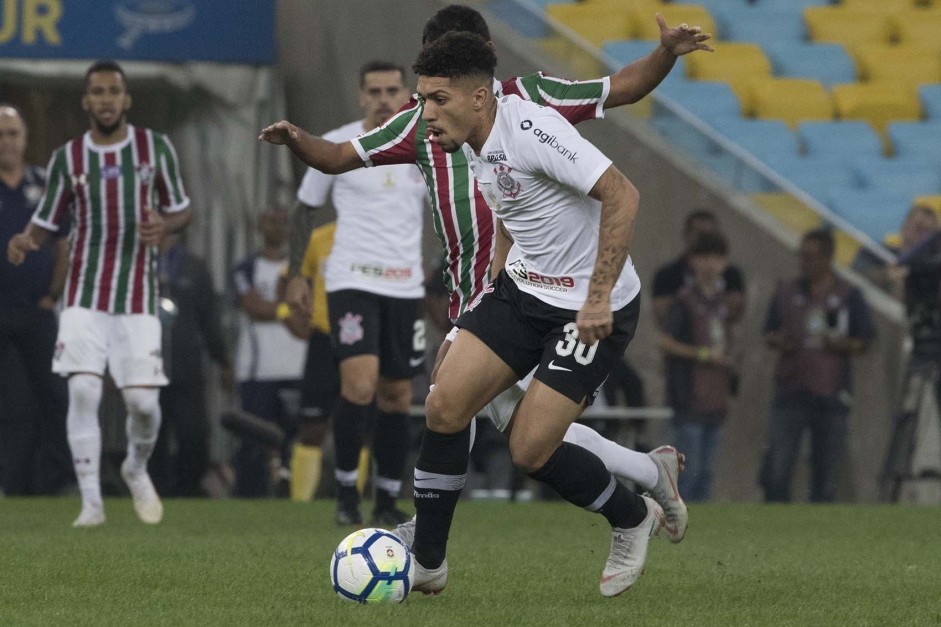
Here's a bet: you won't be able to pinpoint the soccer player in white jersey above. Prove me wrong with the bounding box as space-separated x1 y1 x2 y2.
263 4 707 542
295 61 429 526
406 31 663 597
7 60 191 527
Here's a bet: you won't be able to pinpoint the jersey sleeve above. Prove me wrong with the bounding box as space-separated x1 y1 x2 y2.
297 166 334 207
514 106 612 196
351 99 422 167
153 133 190 213
31 148 73 232
502 72 610 124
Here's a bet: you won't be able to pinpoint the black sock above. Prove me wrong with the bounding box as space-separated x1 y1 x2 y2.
373 410 410 506
332 398 369 480
412 424 470 569
528 442 647 529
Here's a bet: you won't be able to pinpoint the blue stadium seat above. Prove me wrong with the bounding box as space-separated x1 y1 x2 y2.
710 117 801 164
774 155 856 201
919 84 941 120
656 79 742 121
758 0 833 9
488 0 552 38
716 8 806 44
827 189 913 243
887 121 941 163
764 42 857 88
849 156 941 196
797 121 884 159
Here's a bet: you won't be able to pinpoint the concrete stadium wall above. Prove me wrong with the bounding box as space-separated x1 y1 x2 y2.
277 0 908 503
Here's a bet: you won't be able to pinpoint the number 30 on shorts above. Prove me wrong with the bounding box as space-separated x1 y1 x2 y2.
555 322 598 365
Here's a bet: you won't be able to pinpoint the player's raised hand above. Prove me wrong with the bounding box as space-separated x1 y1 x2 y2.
138 208 165 245
258 120 300 145
6 232 40 266
576 299 613 346
657 12 714 56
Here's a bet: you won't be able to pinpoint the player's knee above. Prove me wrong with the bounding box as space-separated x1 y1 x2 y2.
424 389 470 433
508 440 551 474
376 384 411 413
68 374 103 416
340 379 376 405
123 387 161 421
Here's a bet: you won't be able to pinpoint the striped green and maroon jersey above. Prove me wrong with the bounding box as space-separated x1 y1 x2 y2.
352 72 610 320
32 125 190 315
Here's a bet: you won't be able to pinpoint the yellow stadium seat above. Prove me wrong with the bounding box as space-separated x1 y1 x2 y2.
894 10 941 54
632 4 716 41
832 83 922 137
833 230 861 267
804 7 894 50
545 3 635 46
684 42 771 114
750 193 822 235
916 194 941 217
855 44 941 86
751 78 834 128
840 0 919 12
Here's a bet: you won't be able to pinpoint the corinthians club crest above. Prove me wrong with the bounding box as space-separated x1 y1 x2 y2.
494 164 521 199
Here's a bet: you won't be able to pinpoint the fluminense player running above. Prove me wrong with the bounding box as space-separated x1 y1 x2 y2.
7 60 191 527
406 31 662 596
263 3 708 543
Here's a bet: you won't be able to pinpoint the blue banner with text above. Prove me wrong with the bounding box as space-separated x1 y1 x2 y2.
0 0 275 64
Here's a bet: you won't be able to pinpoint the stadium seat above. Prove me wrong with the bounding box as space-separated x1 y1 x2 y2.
544 3 635 46
764 42 857 88
827 189 914 244
751 78 834 128
919 84 941 119
684 42 771 114
841 0 921 11
760 0 833 8
715 8 806 44
855 44 941 87
632 4 717 41
657 79 743 120
774 155 857 201
887 121 941 161
797 120 884 159
831 83 922 136
804 7 894 50
849 156 941 196
894 10 941 54
709 117 801 166
750 192 823 235
489 0 553 38
916 194 941 217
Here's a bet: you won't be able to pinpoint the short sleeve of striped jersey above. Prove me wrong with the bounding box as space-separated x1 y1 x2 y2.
351 100 421 168
501 72 610 125
31 146 73 232
153 133 190 213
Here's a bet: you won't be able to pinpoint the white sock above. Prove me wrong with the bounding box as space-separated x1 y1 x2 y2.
562 422 659 490
122 387 162 474
67 375 104 509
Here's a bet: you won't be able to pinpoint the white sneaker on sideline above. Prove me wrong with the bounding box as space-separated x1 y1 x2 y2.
412 557 448 595
647 445 688 543
390 516 416 549
599 496 664 597
72 504 106 528
121 462 163 524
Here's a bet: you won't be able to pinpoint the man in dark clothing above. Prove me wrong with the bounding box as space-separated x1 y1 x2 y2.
761 229 876 503
150 234 232 497
651 209 745 325
0 104 73 495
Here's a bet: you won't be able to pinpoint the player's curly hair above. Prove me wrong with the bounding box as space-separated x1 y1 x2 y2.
412 31 496 81
422 4 490 45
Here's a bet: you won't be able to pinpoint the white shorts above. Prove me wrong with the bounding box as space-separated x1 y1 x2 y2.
53 307 168 387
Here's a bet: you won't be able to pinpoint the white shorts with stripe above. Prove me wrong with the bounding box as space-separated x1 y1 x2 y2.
53 307 168 387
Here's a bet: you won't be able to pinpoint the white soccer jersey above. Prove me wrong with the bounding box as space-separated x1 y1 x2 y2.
465 95 640 310
297 120 427 298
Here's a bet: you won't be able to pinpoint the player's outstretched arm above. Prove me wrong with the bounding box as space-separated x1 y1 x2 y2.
605 12 713 108
6 223 51 266
258 120 362 175
578 166 639 345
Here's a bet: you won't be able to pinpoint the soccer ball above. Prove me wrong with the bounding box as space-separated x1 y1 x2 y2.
330 528 414 603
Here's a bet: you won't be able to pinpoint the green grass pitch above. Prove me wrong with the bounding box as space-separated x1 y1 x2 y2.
1 498 939 626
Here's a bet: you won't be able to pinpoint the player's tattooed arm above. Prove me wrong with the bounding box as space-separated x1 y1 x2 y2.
578 165 639 344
